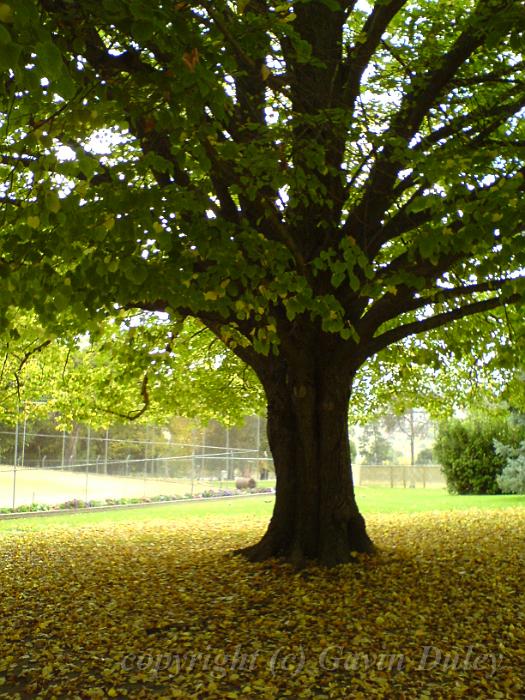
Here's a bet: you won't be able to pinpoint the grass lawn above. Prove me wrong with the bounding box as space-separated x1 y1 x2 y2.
355 486 525 513
0 494 523 699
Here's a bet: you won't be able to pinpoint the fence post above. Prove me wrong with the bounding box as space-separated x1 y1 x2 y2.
96 455 100 474
103 428 109 474
390 463 394 488
125 455 130 477
201 427 206 479
422 464 426 488
86 426 91 467
226 427 233 480
85 460 89 502
12 413 19 509
21 416 27 468
191 448 196 496
256 415 261 463
61 429 67 468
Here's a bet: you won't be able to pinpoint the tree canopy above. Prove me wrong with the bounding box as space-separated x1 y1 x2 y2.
1 0 524 564
0 313 264 428
1 0 523 351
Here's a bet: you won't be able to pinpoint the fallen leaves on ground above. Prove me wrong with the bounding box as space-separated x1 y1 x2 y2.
0 508 524 699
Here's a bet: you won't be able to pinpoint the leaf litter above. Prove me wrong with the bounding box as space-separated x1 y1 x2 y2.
0 508 523 699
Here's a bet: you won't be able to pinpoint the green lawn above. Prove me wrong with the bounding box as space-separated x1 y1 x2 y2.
355 486 525 513
0 486 522 534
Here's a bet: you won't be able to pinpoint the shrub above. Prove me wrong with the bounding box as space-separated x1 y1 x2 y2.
434 416 522 495
495 438 525 494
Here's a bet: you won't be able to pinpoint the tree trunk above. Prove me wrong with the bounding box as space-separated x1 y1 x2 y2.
236 350 375 568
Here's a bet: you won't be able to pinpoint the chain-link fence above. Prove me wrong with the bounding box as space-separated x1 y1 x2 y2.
0 420 446 510
357 463 445 488
0 425 275 509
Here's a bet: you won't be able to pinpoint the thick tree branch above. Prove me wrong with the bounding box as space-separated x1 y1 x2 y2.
450 60 525 88
360 277 518 341
342 0 410 106
413 93 525 154
375 237 464 283
202 319 273 379
364 294 522 359
123 301 263 346
377 173 519 251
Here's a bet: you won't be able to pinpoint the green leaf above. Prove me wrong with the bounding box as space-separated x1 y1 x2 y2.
0 40 19 69
0 24 11 43
55 71 76 100
36 40 63 79
78 154 98 180
131 20 156 42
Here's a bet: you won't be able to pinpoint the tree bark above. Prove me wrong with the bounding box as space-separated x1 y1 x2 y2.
236 346 375 568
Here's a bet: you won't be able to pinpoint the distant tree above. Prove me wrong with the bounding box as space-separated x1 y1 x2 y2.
382 409 433 486
359 423 396 465
416 447 435 465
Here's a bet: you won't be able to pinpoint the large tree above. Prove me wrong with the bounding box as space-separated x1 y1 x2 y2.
0 0 524 565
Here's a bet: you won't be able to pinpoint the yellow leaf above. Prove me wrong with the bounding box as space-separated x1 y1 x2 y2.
261 64 271 81
46 192 61 214
42 663 54 679
76 181 88 197
0 4 13 23
27 215 40 229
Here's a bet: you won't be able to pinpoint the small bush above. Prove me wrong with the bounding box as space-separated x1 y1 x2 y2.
435 416 522 495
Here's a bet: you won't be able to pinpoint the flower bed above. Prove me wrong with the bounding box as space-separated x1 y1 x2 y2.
0 487 275 515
